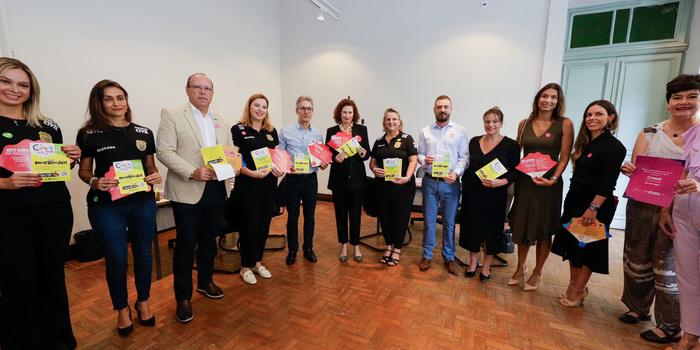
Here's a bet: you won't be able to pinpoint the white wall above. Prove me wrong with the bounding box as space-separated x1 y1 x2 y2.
1 0 281 233
280 0 562 193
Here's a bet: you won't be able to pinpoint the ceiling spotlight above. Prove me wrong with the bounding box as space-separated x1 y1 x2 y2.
316 11 325 21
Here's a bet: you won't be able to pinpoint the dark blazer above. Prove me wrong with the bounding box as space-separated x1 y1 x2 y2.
326 124 371 191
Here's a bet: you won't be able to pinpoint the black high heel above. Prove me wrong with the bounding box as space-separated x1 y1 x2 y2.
135 301 156 326
117 306 133 337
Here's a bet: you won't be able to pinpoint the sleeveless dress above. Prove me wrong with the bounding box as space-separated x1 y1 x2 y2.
509 118 564 245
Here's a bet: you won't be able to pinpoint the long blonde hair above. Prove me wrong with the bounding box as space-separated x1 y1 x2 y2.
239 93 274 132
0 57 45 128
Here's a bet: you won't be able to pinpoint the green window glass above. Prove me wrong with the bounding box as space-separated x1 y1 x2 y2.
629 2 679 42
612 9 630 43
570 11 613 48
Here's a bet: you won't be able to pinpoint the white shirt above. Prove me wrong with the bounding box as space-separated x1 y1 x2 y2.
190 103 217 147
417 120 469 177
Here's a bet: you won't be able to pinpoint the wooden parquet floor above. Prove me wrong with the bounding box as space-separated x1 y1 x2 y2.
65 202 668 350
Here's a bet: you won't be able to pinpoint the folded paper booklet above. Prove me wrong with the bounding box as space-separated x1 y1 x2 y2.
0 140 71 182
476 158 507 181
114 159 148 195
293 152 310 174
251 147 273 170
383 158 402 181
104 160 150 201
223 145 243 170
338 137 359 157
515 152 557 178
623 155 685 208
431 154 450 178
201 145 235 180
269 147 292 172
327 131 353 150
308 143 332 166
562 217 609 247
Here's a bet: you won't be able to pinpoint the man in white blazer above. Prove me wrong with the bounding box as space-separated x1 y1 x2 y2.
156 73 233 323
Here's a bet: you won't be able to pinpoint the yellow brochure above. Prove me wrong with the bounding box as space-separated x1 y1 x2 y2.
431 154 450 178
475 158 507 181
29 142 71 182
338 138 359 157
200 145 226 167
251 147 273 170
293 152 311 174
383 158 402 181
114 160 148 195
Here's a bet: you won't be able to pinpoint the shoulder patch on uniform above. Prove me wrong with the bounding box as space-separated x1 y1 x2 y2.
134 126 150 134
643 127 657 134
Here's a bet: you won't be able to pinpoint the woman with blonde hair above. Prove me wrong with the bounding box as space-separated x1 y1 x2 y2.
0 57 81 349
231 93 284 284
369 108 418 266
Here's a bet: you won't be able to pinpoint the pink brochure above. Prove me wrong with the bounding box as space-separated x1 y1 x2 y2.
623 155 685 208
0 139 41 172
269 147 292 172
515 152 557 178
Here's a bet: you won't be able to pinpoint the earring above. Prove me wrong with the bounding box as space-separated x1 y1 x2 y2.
605 122 613 131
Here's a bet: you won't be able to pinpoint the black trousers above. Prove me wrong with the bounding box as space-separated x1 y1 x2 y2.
237 175 277 267
332 187 363 245
0 201 76 350
377 180 415 249
285 173 318 252
171 181 225 301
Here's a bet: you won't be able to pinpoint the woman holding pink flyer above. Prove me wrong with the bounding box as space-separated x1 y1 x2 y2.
508 83 574 291
550 100 626 307
0 58 81 349
658 74 700 350
619 74 699 345
326 98 370 263
77 80 161 336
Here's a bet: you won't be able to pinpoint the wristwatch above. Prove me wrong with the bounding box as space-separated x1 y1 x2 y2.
89 176 99 188
588 203 600 211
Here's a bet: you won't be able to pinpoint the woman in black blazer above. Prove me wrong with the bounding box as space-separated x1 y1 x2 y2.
326 98 370 263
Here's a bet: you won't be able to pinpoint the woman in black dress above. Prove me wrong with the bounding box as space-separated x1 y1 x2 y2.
459 107 520 281
326 98 370 263
551 100 626 306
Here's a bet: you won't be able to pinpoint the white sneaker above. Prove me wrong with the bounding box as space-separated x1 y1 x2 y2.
252 265 272 279
240 269 257 285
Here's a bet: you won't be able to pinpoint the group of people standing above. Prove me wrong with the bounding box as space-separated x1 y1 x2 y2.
0 55 698 350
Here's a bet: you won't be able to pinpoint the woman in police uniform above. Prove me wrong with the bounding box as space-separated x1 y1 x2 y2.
77 80 161 336
0 57 80 350
369 108 417 266
231 93 284 285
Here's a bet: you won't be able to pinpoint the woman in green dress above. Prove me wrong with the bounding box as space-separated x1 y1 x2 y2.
508 83 574 291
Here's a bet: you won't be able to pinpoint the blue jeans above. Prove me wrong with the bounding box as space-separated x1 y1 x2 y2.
422 176 460 261
88 199 156 310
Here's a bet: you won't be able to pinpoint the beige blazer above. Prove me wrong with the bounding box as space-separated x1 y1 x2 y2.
156 103 233 204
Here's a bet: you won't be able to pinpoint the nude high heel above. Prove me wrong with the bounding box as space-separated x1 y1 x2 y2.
508 266 528 286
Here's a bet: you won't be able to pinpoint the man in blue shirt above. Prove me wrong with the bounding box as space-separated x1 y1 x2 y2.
417 95 469 275
279 96 329 265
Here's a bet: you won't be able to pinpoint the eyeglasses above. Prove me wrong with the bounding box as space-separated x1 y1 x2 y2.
187 84 213 92
298 107 313 112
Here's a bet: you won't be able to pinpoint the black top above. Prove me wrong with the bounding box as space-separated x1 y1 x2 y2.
463 136 520 189
231 123 279 174
370 132 417 178
77 123 156 207
0 116 71 206
569 130 627 197
325 124 370 191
